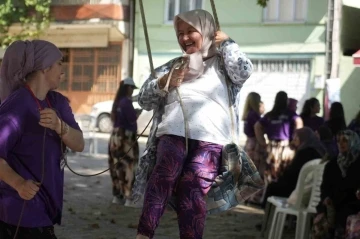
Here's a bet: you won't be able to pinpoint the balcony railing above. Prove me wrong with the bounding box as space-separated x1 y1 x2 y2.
51 0 123 5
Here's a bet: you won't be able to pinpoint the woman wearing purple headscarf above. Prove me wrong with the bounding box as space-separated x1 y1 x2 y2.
0 40 84 238
130 9 253 239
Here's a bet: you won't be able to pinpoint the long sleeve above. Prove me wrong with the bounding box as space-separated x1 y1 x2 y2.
138 58 178 111
121 99 137 129
280 148 321 187
219 39 253 87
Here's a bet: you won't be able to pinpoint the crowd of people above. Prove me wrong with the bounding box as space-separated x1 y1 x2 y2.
242 91 360 238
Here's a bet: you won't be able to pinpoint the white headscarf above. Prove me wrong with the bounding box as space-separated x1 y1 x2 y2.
174 9 218 81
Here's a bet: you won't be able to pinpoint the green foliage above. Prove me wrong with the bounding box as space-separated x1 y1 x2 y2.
0 0 51 47
257 0 269 7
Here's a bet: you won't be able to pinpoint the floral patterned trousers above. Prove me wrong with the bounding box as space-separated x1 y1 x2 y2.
137 135 222 239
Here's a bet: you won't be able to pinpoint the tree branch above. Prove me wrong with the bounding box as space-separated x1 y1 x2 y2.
257 0 269 8
0 0 51 47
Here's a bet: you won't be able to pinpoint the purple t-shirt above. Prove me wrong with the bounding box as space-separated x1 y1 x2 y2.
301 115 324 132
0 87 80 227
113 97 137 132
244 110 261 138
259 109 299 141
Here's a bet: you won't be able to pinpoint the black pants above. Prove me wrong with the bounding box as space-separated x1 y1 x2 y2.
261 181 294 208
0 220 57 239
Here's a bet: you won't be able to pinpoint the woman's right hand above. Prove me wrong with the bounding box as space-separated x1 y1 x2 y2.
15 179 40 200
159 68 188 89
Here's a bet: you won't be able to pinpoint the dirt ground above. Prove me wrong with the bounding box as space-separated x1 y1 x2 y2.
55 136 296 239
55 154 269 239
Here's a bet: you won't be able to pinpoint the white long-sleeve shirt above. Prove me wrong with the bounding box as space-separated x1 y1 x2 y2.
156 56 232 145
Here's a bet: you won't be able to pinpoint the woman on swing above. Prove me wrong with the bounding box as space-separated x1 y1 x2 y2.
132 9 253 239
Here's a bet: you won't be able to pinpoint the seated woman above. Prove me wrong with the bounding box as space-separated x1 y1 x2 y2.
312 130 360 239
316 125 338 161
261 127 326 208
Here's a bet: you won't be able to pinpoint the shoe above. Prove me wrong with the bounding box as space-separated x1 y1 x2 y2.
112 196 123 204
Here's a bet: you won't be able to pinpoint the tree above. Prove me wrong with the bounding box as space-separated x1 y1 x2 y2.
257 0 269 7
0 0 51 48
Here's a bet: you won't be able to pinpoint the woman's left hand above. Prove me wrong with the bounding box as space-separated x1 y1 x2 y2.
215 31 229 47
39 108 61 134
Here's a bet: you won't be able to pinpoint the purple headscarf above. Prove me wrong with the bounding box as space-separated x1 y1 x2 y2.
295 127 327 157
0 40 62 102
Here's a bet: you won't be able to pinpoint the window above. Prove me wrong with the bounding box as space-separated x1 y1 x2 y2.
263 0 307 23
59 49 70 91
58 44 121 93
251 59 310 73
165 0 203 23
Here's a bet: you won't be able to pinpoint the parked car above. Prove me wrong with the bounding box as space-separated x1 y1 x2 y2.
90 96 153 135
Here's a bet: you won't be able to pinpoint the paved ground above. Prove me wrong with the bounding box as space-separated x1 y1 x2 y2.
55 133 294 239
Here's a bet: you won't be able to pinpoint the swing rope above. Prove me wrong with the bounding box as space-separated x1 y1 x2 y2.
139 0 156 78
210 0 221 31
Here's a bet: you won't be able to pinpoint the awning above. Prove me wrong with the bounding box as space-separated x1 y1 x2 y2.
40 25 110 48
353 50 360 66
7 23 125 48
341 1 360 55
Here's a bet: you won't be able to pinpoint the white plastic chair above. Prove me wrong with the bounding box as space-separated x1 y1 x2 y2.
266 159 326 239
262 159 321 238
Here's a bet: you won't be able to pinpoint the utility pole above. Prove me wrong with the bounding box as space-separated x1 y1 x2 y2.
129 0 136 77
324 0 342 119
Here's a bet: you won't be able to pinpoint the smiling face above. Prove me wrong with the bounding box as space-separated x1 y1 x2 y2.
176 19 203 54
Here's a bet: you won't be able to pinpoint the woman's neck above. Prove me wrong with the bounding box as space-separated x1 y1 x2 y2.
26 79 49 100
